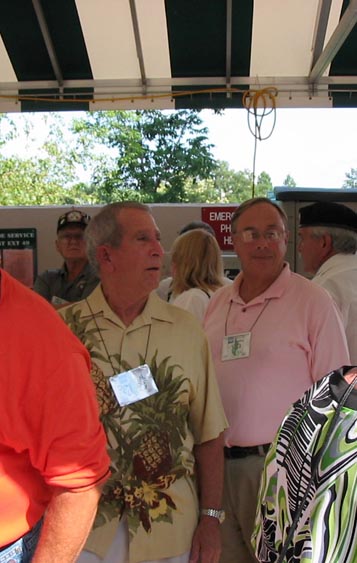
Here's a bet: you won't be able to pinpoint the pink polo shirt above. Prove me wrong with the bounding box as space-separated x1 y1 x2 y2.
204 263 350 447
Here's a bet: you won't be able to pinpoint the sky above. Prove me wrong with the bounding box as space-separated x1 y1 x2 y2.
201 107 357 189
3 107 357 190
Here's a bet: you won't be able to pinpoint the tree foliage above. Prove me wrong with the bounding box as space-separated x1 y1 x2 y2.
183 163 272 203
0 153 92 206
72 110 217 202
183 162 252 203
254 171 273 198
0 110 291 205
0 113 89 205
343 168 357 189
283 174 297 188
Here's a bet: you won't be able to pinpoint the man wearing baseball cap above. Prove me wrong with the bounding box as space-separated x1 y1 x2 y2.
298 200 357 363
34 208 99 307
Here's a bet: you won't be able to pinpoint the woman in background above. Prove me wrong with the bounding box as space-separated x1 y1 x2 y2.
169 228 225 322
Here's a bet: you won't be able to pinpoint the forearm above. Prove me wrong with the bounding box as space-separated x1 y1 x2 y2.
194 432 225 509
32 486 102 563
189 433 225 563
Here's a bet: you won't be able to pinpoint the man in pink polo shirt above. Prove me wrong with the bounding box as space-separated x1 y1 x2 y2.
203 197 350 563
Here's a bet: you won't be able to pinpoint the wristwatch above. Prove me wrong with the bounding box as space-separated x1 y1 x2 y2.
200 508 225 524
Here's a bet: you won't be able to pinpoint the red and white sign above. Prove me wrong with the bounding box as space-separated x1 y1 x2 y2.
201 206 237 250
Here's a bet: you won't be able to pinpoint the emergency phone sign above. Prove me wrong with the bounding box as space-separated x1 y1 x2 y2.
201 207 237 250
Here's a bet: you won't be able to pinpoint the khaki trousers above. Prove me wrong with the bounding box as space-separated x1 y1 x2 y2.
77 516 189 563
220 455 265 563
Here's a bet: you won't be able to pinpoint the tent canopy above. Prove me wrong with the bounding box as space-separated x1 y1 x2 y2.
1 0 357 113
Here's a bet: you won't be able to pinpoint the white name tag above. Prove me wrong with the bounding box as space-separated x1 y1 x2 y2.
222 332 251 360
109 364 158 407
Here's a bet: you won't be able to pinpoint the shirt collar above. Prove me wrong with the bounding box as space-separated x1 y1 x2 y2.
314 253 356 279
232 261 291 305
86 284 175 330
60 261 93 278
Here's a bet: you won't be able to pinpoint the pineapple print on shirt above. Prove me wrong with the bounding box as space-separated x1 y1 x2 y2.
63 305 191 538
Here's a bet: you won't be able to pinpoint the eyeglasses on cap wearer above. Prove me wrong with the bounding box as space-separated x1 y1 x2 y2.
57 232 85 242
234 228 286 244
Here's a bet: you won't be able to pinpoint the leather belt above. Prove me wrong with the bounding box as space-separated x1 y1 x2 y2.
224 444 271 459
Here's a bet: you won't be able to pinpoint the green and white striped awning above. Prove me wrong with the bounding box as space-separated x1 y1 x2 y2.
1 0 357 112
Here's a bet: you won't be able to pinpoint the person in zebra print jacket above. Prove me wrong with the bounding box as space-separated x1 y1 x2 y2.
253 365 357 563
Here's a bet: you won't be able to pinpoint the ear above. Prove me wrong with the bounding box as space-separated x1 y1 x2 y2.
96 245 115 272
321 233 333 258
322 233 333 250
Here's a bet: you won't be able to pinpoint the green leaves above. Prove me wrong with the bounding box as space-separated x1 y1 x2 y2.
343 168 357 189
0 110 292 204
0 113 84 205
72 109 217 202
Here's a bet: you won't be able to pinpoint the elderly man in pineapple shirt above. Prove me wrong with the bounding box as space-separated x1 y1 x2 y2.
60 201 228 563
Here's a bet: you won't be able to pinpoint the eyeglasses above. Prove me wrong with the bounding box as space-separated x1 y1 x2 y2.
234 229 286 244
58 233 85 243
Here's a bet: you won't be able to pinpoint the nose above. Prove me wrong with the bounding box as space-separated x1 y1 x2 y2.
68 236 82 244
255 235 269 249
152 239 164 257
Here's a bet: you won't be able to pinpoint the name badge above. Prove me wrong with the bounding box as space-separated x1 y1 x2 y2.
109 364 158 407
222 332 251 360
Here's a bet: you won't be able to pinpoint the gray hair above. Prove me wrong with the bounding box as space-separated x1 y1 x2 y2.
310 226 357 254
85 202 151 272
231 197 288 233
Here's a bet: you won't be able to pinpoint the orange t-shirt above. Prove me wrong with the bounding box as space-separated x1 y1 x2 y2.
0 270 109 545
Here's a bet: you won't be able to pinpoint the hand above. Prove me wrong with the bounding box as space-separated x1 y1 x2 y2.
189 516 221 563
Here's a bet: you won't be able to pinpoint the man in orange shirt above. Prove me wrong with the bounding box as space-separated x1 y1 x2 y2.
0 268 110 563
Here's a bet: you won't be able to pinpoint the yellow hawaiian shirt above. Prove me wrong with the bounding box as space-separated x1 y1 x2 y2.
60 285 227 563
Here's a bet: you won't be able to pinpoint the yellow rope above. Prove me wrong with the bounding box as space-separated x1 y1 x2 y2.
0 87 249 104
242 87 278 197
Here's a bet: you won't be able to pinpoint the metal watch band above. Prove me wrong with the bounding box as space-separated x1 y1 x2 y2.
200 508 225 523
